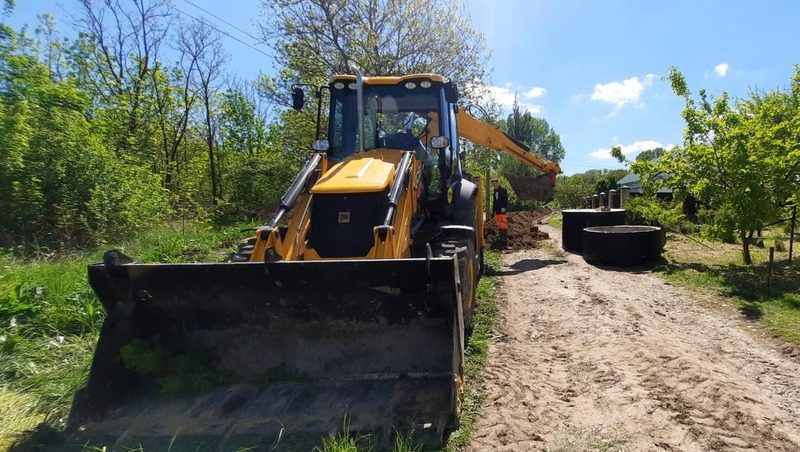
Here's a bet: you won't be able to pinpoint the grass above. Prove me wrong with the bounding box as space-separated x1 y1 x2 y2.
445 251 500 451
0 390 44 451
544 425 631 452
547 211 563 229
0 220 254 447
315 416 373 452
652 232 800 346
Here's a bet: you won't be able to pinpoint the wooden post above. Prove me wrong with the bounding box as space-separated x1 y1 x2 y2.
790 205 796 264
768 246 775 295
484 168 491 219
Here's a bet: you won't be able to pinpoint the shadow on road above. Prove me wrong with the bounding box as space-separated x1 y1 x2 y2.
495 258 566 276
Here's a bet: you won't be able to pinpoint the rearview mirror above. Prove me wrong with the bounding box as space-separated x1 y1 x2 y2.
312 139 330 152
291 87 305 111
444 82 459 103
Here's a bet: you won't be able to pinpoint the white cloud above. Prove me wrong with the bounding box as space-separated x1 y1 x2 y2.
474 83 546 114
523 87 547 98
590 76 647 109
589 140 665 159
485 85 517 108
714 62 730 77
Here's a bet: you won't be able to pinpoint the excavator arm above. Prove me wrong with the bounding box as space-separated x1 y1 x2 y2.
456 110 561 201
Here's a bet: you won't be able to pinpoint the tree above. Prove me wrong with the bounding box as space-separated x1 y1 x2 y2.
635 147 666 162
0 31 168 245
502 99 565 163
218 86 294 213
496 98 565 185
75 0 171 159
179 20 227 203
258 0 491 164
260 0 488 86
650 67 799 264
553 175 592 208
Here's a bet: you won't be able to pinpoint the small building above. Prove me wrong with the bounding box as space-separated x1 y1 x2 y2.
617 172 672 199
617 172 698 220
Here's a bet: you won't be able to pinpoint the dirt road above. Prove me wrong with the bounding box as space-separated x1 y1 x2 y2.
468 225 800 451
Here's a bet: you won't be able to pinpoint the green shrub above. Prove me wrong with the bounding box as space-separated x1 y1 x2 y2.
699 204 737 243
0 56 170 247
624 197 684 230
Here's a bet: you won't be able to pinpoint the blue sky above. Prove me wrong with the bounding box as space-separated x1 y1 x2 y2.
8 1 800 175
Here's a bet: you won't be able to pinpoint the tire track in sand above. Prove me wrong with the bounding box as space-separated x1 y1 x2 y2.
467 225 800 452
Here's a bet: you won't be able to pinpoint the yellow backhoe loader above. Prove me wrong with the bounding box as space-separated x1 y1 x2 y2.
67 73 560 450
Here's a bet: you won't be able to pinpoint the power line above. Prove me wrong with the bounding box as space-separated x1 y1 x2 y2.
173 6 273 59
180 0 264 45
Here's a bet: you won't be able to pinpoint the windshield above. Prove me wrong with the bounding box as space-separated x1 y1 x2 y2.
328 84 443 161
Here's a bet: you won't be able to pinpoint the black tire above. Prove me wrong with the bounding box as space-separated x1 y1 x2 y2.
228 236 256 262
436 238 477 335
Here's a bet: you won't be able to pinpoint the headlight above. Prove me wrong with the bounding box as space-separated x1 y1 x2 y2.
333 82 345 89
404 81 417 89
420 80 431 88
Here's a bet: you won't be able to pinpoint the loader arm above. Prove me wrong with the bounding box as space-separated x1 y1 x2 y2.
456 110 561 187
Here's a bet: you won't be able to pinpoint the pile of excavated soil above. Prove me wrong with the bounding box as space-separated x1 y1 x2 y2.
485 207 551 251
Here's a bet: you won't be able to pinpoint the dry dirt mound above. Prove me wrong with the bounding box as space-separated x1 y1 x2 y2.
485 207 552 251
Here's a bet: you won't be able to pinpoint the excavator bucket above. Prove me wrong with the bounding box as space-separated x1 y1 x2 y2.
506 174 555 202
65 252 464 451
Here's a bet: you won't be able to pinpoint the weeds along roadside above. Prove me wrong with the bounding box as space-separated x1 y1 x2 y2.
651 233 800 347
0 222 253 447
445 251 501 451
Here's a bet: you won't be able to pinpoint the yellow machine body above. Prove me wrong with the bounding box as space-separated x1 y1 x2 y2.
69 73 558 450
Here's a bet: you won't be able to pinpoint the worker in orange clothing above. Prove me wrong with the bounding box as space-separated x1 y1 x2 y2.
491 179 509 248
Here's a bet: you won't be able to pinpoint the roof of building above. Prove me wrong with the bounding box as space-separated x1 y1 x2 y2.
617 173 639 186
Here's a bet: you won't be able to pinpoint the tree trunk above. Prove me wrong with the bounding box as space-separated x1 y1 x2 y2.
204 94 218 206
741 229 753 265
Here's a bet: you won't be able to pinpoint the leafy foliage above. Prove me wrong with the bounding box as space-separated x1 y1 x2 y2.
0 46 169 244
491 99 566 209
624 197 684 231
260 0 489 88
551 169 627 208
258 0 492 179
0 4 292 247
643 67 800 263
499 99 566 168
612 67 800 263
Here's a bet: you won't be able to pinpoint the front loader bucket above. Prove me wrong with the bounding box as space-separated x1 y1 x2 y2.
66 254 464 451
506 174 555 202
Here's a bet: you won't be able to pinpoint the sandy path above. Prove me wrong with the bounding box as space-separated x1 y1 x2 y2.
467 225 800 452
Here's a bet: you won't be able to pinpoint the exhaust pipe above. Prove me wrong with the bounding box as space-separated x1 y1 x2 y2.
354 65 365 153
